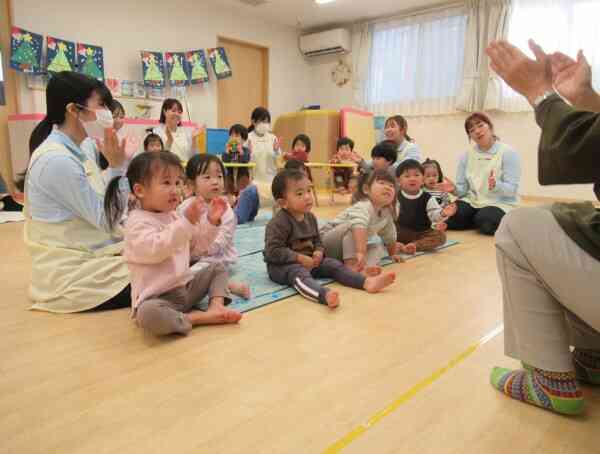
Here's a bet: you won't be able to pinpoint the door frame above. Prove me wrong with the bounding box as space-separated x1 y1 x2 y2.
216 36 269 128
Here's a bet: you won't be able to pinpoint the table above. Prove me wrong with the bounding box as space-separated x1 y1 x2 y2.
223 162 256 193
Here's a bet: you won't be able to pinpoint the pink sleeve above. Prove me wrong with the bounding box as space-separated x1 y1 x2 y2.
189 213 220 258
125 214 194 264
206 208 235 258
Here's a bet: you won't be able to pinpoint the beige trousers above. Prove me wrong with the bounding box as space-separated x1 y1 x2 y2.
495 207 600 372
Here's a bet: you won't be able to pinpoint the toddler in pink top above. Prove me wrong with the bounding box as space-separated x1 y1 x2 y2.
104 151 242 336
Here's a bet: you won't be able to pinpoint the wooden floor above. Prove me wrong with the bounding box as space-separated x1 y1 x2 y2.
1 199 598 454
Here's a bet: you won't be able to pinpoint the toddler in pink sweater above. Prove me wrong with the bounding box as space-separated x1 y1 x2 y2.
104 151 242 336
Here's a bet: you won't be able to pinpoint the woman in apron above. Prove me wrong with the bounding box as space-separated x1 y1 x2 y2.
21 71 130 313
447 112 521 235
153 98 199 162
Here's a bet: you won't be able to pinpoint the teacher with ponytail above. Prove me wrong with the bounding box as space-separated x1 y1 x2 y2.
22 71 131 313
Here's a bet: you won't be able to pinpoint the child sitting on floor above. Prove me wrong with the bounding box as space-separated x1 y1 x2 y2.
105 151 242 336
330 137 356 194
181 154 251 300
320 169 403 274
395 159 457 254
422 158 455 208
264 169 396 308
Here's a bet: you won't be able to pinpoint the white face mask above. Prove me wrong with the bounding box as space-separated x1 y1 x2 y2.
255 122 270 135
78 106 114 141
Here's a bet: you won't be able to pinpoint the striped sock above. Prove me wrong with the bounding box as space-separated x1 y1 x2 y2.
490 365 584 415
573 349 600 385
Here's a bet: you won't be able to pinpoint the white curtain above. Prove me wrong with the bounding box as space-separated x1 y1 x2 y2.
456 0 512 112
499 0 600 112
351 22 372 107
365 6 468 116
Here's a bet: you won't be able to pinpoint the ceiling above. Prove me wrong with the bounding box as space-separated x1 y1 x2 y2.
217 0 451 30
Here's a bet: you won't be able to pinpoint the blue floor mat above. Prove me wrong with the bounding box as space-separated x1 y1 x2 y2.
226 239 459 313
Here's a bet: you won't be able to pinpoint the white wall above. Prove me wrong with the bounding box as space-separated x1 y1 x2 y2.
12 0 312 126
308 52 596 201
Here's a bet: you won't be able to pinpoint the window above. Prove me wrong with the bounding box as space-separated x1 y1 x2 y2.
366 7 467 116
501 0 600 111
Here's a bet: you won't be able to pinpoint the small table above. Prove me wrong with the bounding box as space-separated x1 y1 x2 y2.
305 162 357 204
223 162 256 193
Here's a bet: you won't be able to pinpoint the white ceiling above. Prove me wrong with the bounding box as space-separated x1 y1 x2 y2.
217 0 451 30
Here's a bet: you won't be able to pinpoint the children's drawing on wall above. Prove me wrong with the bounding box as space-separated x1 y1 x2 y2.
46 36 76 74
77 43 104 81
10 27 43 74
208 47 232 80
141 51 166 88
187 49 209 84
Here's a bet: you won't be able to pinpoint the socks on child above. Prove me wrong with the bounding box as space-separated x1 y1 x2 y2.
490 364 584 415
573 348 600 385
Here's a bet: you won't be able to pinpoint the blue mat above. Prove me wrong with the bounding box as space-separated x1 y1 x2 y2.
225 238 459 313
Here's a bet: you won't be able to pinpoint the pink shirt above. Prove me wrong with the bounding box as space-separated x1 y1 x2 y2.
124 208 218 309
178 199 238 267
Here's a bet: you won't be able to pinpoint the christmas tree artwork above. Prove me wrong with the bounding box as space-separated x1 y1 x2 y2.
77 43 104 81
46 37 75 74
187 50 209 85
166 52 189 87
10 27 43 73
141 51 165 88
209 47 232 80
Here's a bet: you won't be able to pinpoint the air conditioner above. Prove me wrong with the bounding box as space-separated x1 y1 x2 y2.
299 28 351 57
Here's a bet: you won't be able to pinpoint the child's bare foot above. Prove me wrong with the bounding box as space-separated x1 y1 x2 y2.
325 290 340 309
396 242 417 255
187 308 242 325
363 272 396 293
228 281 251 299
363 265 382 277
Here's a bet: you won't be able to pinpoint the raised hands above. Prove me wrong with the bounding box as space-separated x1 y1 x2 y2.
97 128 126 169
184 196 207 224
207 197 228 226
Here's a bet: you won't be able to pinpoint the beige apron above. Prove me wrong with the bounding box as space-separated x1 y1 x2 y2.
462 143 517 213
24 142 130 313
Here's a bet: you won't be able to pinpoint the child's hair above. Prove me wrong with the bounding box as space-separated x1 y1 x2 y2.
464 112 499 140
371 140 398 164
185 153 226 182
111 99 125 117
159 98 183 125
385 115 413 142
395 159 424 178
248 107 271 132
143 132 164 151
104 151 183 230
422 158 444 182
229 123 249 141
271 169 307 200
354 169 397 207
337 136 355 151
17 72 111 191
284 159 307 173
292 134 311 153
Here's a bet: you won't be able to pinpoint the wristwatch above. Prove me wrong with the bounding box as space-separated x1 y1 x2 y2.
533 90 557 108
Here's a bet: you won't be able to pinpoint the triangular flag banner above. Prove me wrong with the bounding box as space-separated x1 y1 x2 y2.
10 26 43 74
208 47 232 80
141 51 166 88
186 49 209 85
77 43 104 81
46 36 76 74
165 52 190 87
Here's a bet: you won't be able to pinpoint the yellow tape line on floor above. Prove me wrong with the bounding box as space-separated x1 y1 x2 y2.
323 325 504 454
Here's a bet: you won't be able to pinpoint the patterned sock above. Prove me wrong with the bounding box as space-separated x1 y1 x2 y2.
490 365 584 415
573 349 600 385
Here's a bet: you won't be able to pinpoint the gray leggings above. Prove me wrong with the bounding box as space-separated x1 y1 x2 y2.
321 223 386 266
136 263 230 336
267 257 366 305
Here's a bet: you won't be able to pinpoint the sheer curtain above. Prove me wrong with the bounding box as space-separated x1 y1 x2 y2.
499 0 600 111
365 6 468 116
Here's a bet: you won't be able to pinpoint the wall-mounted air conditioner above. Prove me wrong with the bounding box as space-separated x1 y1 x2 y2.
299 28 351 57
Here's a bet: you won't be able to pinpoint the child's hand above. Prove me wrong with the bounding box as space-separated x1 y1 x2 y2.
273 136 282 152
434 222 448 232
390 254 405 263
165 128 174 149
396 242 416 255
312 250 324 268
442 202 457 218
297 254 315 270
207 197 228 226
184 196 206 224
349 151 363 163
488 170 496 191
434 179 455 193
355 252 367 271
